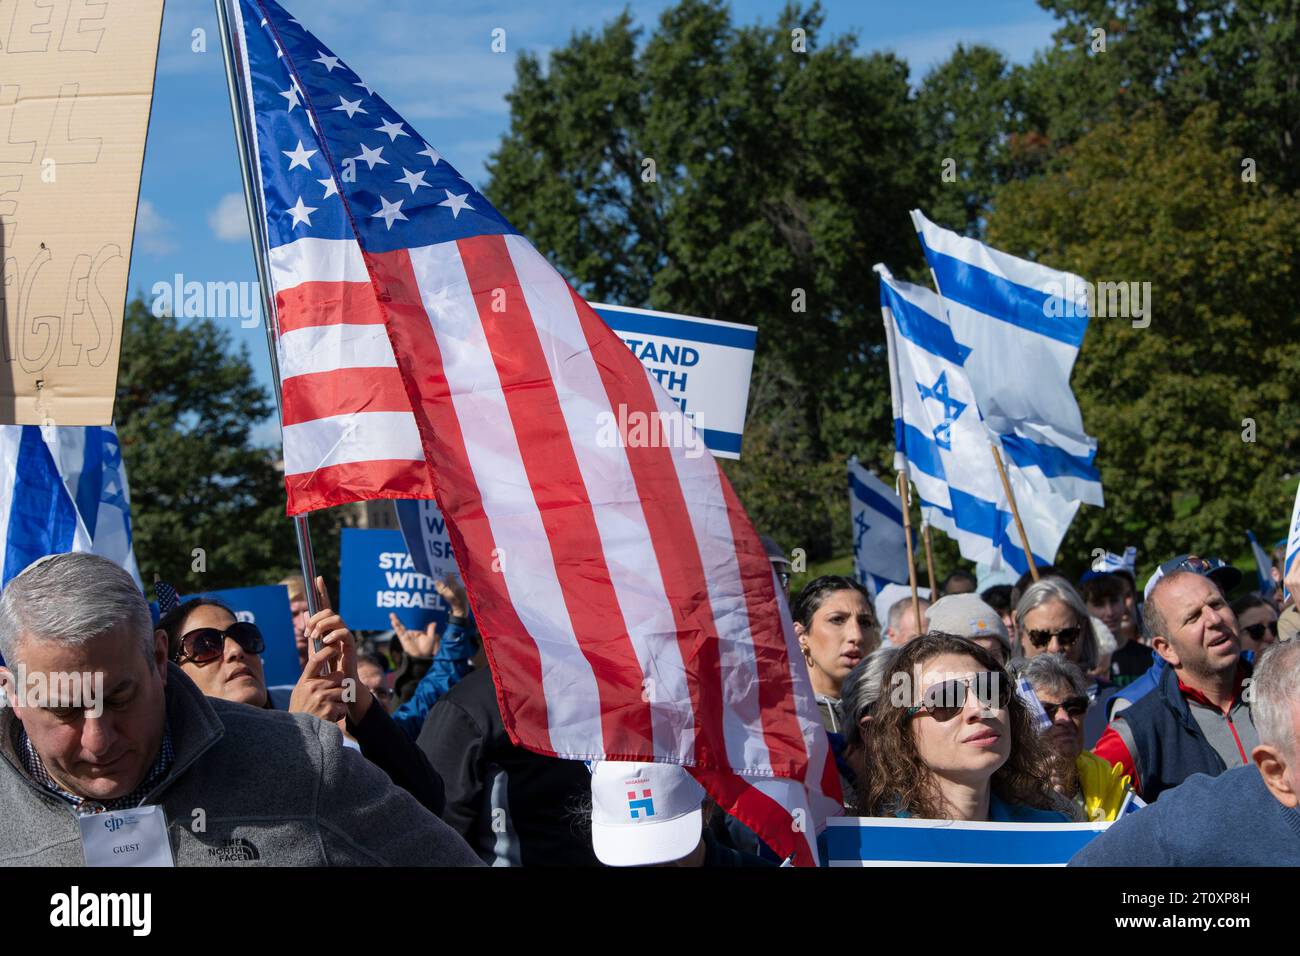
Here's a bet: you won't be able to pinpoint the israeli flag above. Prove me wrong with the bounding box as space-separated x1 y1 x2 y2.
847 457 909 596
1246 530 1276 596
1287 489 1300 600
1089 546 1137 577
0 425 141 593
820 817 1110 866
879 267 1078 574
911 210 1103 508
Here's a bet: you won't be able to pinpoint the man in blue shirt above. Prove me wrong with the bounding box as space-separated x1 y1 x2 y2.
1071 638 1300 866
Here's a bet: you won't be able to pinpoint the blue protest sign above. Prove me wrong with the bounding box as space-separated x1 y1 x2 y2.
179 584 298 688
592 303 757 459
819 817 1110 866
339 528 451 632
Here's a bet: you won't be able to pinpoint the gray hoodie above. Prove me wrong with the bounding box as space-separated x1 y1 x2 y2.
0 663 482 866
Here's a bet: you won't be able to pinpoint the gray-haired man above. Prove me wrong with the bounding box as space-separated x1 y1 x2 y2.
0 552 480 866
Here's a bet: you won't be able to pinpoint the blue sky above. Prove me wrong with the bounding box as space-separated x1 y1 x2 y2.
130 0 1061 445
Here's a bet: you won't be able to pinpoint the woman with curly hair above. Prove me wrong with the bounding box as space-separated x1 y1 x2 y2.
859 632 1069 821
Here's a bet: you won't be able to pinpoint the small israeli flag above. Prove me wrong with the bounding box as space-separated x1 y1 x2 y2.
847 457 910 596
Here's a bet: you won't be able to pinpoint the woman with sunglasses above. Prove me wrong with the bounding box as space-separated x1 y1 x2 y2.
1230 593 1279 657
858 632 1067 822
159 582 446 816
1015 577 1119 746
1010 654 1133 821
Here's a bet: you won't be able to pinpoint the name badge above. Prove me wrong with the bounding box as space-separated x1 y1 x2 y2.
78 804 175 867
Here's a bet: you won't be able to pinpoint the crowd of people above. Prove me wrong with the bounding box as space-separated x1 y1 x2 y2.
0 537 1296 867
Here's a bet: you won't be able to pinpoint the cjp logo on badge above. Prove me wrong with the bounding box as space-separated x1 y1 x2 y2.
627 786 655 819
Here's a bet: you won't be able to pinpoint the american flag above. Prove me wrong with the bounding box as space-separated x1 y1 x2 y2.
226 0 839 864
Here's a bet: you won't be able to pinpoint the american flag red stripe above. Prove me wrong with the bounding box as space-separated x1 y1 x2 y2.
232 0 840 864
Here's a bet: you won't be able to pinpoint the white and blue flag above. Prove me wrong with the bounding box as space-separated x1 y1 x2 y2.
911 209 1103 508
879 267 1078 574
1246 530 1277 596
847 457 909 596
0 425 141 592
820 816 1110 866
1287 487 1300 600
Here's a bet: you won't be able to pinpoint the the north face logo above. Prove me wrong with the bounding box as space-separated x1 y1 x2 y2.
207 838 260 862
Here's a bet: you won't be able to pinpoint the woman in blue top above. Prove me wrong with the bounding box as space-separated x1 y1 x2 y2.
858 632 1068 822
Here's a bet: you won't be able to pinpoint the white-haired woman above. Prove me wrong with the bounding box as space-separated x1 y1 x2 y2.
1015 578 1120 746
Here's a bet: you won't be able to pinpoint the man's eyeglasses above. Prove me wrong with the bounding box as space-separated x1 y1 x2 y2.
1039 696 1089 718
905 672 1009 723
1026 626 1081 649
174 622 265 665
1241 621 1278 643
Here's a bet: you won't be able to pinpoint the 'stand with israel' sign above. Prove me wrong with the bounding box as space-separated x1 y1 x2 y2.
591 303 757 460
339 528 455 632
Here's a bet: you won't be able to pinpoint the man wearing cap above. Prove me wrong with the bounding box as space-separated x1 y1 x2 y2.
1091 555 1257 802
925 593 1012 665
1080 569 1147 687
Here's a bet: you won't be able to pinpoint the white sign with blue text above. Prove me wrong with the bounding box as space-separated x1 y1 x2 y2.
591 303 757 460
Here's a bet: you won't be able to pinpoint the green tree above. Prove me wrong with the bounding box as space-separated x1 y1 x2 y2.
115 297 324 591
989 105 1300 577
485 0 925 557
915 44 1048 238
1021 0 1300 192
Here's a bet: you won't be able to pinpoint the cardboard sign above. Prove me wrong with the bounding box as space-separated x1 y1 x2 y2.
180 584 299 688
591 303 757 459
0 0 165 425
339 527 452 633
819 816 1110 866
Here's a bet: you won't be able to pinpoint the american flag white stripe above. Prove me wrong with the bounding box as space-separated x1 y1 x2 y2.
280 410 424 474
507 236 697 759
268 236 368 288
278 323 396 378
406 240 607 753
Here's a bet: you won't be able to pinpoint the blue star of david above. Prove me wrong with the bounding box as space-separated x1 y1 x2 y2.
916 371 966 450
854 511 871 554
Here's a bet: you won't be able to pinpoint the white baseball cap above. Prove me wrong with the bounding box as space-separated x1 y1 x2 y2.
590 760 705 866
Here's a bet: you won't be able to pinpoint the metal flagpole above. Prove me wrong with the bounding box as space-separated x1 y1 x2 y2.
897 472 922 628
213 0 324 636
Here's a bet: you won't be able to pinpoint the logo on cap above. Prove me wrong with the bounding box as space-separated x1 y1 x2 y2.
628 788 655 819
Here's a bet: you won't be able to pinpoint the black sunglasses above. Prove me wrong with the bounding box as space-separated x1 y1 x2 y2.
1026 626 1081 649
174 622 265 665
905 672 1010 723
1241 621 1278 642
1039 696 1089 718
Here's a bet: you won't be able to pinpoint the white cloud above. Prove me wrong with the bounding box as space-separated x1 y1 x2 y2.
209 192 250 242
134 200 177 255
